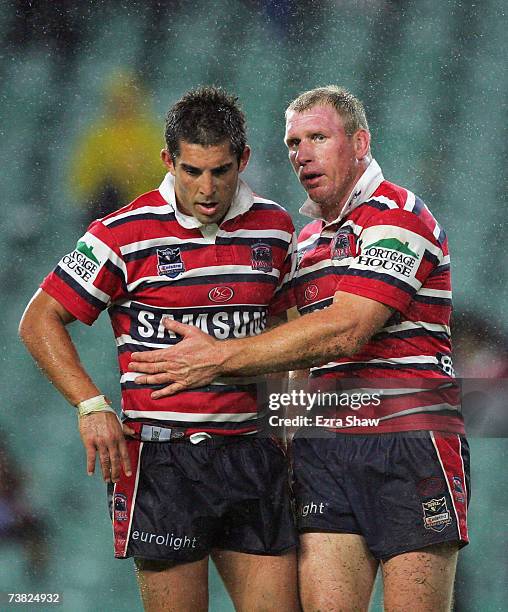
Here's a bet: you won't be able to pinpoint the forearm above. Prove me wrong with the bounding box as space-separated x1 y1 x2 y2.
219 305 355 376
20 290 132 482
218 293 392 377
129 292 393 397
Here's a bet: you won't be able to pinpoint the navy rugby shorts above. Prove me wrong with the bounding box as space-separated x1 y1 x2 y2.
110 431 297 562
291 429 470 561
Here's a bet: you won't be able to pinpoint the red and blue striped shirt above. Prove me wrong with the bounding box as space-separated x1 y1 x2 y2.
42 174 297 435
295 159 463 434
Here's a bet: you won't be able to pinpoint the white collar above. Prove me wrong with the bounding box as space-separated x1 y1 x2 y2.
158 172 254 229
299 158 384 226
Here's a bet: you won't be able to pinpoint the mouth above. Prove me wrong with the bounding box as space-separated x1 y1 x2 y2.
195 202 220 216
300 172 324 188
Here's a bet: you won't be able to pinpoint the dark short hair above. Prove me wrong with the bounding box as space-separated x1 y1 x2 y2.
165 86 247 162
286 85 369 136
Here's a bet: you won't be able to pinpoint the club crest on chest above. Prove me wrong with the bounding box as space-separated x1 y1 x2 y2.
251 243 273 272
157 247 185 278
330 226 356 261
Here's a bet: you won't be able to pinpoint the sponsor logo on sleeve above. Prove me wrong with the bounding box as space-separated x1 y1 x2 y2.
157 247 185 278
60 240 102 282
422 496 452 532
77 241 100 263
251 243 273 272
358 238 420 278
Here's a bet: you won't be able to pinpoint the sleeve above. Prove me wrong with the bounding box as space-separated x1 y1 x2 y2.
40 220 127 325
268 221 298 317
336 208 443 315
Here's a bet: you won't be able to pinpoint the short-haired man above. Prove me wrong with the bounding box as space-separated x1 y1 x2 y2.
19 86 300 612
129 86 470 611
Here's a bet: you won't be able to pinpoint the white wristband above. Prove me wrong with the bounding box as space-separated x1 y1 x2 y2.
76 395 117 418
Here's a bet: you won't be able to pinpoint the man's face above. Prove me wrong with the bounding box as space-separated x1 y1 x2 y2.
285 105 369 219
162 140 250 225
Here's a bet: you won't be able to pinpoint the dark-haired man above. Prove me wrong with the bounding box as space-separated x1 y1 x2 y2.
19 86 299 611
129 86 470 611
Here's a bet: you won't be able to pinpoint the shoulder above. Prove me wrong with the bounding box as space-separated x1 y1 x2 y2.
80 188 175 257
251 193 292 216
88 188 175 246
248 193 295 233
99 189 170 227
361 179 410 213
360 180 447 248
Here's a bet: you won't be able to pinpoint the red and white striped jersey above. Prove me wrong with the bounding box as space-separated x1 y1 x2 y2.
42 174 297 435
295 159 464 434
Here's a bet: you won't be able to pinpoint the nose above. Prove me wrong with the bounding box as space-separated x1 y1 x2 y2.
199 172 215 198
295 141 313 166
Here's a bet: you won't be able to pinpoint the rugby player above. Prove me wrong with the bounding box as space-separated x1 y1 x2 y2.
129 86 470 611
19 86 300 612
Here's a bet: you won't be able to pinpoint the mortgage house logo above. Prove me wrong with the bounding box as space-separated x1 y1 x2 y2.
358 237 419 277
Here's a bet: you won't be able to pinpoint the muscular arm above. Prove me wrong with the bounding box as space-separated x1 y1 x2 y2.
218 291 391 375
129 291 393 397
20 290 101 403
19 289 132 481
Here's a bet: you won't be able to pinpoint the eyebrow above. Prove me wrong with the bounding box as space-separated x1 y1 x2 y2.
180 162 234 173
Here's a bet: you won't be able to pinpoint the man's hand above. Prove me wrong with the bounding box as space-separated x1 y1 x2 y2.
128 318 224 399
78 412 134 482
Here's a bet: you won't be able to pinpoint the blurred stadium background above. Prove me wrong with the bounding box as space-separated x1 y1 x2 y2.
1 0 506 610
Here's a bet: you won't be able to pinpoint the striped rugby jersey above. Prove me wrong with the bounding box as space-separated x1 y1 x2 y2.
42 173 297 435
295 159 464 434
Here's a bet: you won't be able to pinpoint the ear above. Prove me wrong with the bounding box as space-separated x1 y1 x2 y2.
353 129 370 160
238 145 251 173
161 149 176 175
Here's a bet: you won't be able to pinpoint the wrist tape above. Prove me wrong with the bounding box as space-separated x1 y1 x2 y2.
76 395 117 418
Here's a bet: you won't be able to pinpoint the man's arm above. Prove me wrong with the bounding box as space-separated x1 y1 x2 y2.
129 291 393 397
19 289 132 482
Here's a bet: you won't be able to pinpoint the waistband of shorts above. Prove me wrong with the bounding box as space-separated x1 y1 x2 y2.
124 420 256 446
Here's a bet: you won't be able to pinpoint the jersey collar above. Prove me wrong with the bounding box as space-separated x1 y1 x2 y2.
299 158 384 226
158 172 254 230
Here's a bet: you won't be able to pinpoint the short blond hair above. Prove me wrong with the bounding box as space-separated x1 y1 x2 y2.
286 86 369 136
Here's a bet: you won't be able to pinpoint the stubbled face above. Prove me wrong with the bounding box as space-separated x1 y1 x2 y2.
162 140 250 225
285 105 368 220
